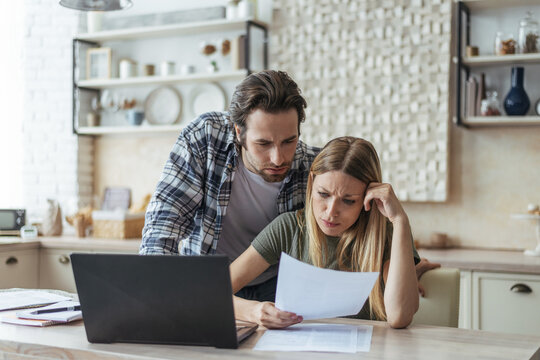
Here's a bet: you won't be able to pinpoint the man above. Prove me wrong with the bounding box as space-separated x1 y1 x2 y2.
140 70 318 301
140 70 439 301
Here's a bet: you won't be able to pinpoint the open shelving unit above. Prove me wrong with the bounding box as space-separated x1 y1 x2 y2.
461 0 540 11
76 18 267 42
72 18 268 135
77 124 183 135
462 53 540 67
455 0 540 128
462 116 540 127
77 70 248 89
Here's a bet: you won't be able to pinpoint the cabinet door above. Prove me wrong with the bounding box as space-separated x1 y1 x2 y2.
458 270 472 329
39 248 138 293
0 249 39 289
39 249 79 293
473 271 540 335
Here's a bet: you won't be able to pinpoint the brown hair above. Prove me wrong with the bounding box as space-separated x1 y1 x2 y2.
228 70 307 147
305 136 388 321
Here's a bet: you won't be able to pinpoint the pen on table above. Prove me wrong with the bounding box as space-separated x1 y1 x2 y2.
31 305 81 314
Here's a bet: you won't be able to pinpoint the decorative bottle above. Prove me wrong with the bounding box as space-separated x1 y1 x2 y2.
503 67 530 116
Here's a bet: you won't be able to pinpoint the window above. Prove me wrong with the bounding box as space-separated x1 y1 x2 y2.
0 2 24 207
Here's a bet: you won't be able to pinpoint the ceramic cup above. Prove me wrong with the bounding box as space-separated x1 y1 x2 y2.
119 59 137 78
87 11 103 33
237 0 255 19
126 110 144 126
226 2 238 20
86 112 100 127
160 61 175 76
143 64 155 76
180 64 196 75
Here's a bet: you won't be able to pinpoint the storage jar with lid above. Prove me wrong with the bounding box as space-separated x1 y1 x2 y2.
494 32 516 55
480 91 502 116
518 11 539 53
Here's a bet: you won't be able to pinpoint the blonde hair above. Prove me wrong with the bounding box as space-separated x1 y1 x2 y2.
305 136 388 320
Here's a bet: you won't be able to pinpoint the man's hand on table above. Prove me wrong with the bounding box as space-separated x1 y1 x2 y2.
416 258 441 297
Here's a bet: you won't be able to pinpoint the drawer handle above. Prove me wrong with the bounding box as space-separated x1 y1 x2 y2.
5 256 18 265
58 255 70 265
510 283 532 294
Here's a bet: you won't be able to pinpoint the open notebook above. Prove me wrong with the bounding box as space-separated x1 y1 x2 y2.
2 300 82 327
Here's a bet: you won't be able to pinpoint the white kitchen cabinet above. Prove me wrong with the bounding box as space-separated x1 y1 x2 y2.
39 248 79 293
39 247 137 293
458 270 472 329
0 248 39 289
472 271 540 335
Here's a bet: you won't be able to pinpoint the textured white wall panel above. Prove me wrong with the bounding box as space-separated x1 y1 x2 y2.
271 0 451 201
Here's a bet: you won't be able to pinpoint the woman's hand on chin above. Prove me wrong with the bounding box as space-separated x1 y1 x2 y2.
363 183 408 224
252 302 303 329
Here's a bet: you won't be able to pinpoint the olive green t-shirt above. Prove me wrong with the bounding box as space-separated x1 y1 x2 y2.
251 210 420 319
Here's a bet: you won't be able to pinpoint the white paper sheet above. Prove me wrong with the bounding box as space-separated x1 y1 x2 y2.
356 324 374 352
275 253 379 320
0 291 71 311
254 323 373 353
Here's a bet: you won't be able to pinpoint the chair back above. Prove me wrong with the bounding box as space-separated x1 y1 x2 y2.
412 267 460 327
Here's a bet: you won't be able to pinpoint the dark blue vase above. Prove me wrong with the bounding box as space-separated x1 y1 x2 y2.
504 67 530 116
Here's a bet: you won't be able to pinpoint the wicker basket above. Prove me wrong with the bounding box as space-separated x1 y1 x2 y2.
92 211 145 239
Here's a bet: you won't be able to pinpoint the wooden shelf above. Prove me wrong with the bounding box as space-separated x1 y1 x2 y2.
460 0 540 11
77 70 248 89
462 116 540 127
77 124 183 135
75 18 267 42
462 54 540 67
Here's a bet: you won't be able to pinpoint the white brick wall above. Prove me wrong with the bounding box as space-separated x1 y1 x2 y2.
23 0 94 224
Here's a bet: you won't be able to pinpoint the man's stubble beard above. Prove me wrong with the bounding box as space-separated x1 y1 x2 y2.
242 149 291 183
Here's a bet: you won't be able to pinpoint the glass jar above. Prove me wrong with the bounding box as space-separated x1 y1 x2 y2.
495 32 516 55
480 91 502 116
518 11 539 53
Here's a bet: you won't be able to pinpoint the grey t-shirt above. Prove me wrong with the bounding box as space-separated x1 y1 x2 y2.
218 157 282 285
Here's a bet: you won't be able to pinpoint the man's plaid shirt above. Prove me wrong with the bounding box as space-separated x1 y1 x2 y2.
140 112 320 255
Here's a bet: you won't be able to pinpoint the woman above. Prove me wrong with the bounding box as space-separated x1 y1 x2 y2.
230 136 420 329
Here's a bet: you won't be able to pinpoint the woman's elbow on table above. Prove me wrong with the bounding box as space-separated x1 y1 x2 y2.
386 299 419 329
387 312 415 329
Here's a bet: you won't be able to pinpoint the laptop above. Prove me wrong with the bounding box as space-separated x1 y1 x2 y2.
71 253 258 349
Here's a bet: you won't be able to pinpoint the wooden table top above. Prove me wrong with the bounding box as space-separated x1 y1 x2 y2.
0 317 538 360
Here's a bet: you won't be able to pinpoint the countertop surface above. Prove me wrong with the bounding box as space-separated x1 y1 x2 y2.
0 236 141 252
2 237 540 274
419 248 540 274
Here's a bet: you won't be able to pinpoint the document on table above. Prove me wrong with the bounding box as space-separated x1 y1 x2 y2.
275 253 379 320
253 323 373 353
0 291 71 311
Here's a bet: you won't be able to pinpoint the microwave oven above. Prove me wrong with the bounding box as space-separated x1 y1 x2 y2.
0 209 26 236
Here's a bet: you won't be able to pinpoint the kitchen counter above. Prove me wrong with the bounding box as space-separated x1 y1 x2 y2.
2 238 539 274
419 248 540 274
0 236 141 252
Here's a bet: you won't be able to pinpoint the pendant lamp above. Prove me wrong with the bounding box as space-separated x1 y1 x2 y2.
59 0 133 11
